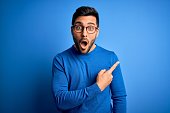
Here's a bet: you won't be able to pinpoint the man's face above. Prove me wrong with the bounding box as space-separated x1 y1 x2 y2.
71 16 99 54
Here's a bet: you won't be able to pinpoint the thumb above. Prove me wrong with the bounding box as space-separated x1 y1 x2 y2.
98 69 106 75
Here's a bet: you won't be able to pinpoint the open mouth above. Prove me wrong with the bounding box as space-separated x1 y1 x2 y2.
80 40 88 50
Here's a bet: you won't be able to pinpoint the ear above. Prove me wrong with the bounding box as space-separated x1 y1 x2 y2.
71 26 73 35
96 28 99 37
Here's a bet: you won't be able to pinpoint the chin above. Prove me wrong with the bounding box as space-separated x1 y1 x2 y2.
79 46 93 54
80 50 88 54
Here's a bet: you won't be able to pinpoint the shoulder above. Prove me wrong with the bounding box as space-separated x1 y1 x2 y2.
97 45 117 57
54 46 73 58
97 45 119 63
53 46 73 63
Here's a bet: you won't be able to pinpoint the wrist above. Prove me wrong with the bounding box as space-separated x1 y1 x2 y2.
96 82 104 91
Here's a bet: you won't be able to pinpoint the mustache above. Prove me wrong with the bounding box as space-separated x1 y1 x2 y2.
79 38 87 42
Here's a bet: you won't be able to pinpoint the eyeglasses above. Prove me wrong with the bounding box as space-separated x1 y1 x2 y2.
72 25 98 34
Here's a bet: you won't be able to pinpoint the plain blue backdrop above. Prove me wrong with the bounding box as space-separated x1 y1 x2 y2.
1 0 170 113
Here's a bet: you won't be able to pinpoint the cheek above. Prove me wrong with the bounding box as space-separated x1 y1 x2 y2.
89 34 97 41
73 34 81 44
73 32 81 40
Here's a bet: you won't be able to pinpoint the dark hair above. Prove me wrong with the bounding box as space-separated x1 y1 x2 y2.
72 6 99 27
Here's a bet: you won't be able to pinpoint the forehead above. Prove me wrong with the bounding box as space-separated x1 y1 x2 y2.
74 16 97 25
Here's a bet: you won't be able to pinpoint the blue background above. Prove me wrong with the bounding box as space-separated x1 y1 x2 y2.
1 0 170 113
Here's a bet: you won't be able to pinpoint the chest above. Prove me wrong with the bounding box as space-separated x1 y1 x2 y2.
64 57 111 90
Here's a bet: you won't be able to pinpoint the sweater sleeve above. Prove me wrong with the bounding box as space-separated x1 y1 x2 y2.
52 55 101 110
110 53 127 113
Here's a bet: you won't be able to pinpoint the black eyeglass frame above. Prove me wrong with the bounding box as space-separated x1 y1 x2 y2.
71 25 98 34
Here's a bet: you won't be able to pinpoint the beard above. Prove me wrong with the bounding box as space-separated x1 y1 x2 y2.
73 37 96 54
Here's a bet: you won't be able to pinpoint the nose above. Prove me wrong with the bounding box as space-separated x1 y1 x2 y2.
82 27 87 37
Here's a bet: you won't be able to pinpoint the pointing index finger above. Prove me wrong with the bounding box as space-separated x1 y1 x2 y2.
107 61 120 74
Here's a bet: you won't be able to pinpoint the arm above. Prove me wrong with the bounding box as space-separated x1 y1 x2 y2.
52 55 101 110
110 60 127 113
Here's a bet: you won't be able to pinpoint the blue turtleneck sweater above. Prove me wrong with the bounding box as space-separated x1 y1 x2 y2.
52 45 126 113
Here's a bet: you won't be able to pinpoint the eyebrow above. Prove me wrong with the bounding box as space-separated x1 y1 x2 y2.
87 22 95 25
74 22 82 25
74 22 96 26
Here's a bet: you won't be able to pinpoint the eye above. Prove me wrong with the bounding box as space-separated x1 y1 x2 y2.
87 26 95 31
75 25 82 31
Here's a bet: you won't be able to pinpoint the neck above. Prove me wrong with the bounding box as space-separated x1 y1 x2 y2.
89 44 96 53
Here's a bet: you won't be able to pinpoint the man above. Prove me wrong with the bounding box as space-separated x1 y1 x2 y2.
52 6 127 113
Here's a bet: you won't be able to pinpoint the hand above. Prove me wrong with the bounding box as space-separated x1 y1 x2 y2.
96 61 120 91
